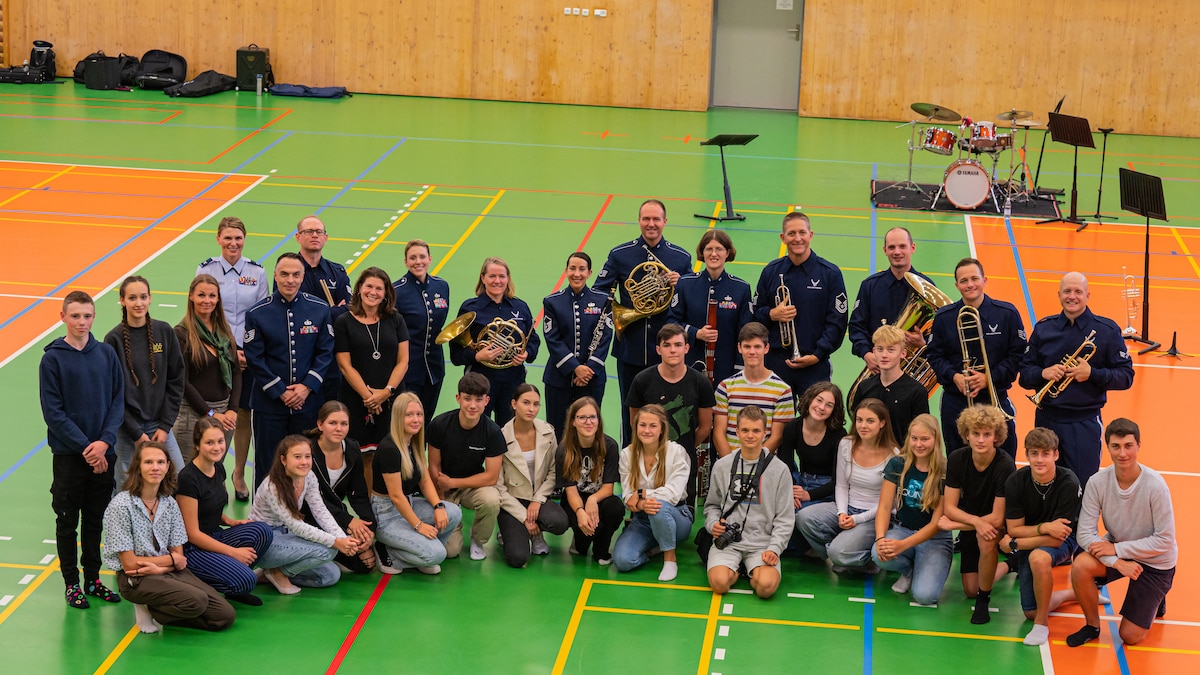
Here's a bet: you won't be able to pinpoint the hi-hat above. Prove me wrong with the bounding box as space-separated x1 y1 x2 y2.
910 102 962 122
1013 119 1044 128
996 109 1034 121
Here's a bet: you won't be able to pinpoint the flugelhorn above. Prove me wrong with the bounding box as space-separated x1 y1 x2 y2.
957 304 1013 419
436 312 529 369
776 274 803 361
1027 330 1098 408
611 245 673 334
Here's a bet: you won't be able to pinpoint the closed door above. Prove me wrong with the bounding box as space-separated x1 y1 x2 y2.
711 0 805 110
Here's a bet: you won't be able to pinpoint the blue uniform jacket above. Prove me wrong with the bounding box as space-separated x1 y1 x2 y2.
594 236 692 366
197 255 268 348
542 285 612 388
667 269 753 383
925 295 1027 403
297 257 352 309
848 267 935 358
450 295 541 385
394 271 451 388
243 291 335 415
1018 308 1134 419
753 252 849 362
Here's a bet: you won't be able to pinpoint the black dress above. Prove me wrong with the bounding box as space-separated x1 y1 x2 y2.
333 312 410 447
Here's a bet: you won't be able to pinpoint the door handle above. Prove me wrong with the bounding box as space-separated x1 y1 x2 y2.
786 24 801 41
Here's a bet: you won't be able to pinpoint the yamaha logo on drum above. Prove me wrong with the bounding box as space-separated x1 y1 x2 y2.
956 167 982 176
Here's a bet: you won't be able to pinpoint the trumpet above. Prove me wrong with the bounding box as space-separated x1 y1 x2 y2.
611 245 674 334
957 305 1012 420
1027 330 1098 408
776 275 803 361
436 312 529 369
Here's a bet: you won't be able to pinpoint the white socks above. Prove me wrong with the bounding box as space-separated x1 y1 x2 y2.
1024 623 1050 646
134 604 162 634
659 561 678 582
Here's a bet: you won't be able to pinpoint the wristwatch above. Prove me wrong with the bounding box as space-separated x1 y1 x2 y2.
433 502 446 510
1009 537 1019 555
386 385 396 395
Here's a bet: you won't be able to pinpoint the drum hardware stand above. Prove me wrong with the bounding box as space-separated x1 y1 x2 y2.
1033 95 1067 199
1037 112 1094 228
873 120 927 197
1118 167 1166 355
1086 127 1118 227
694 134 758 223
1007 119 1041 203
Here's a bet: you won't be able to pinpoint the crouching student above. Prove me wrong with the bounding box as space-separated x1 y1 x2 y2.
556 397 624 565
250 436 360 594
104 441 234 633
498 385 569 568
872 414 952 606
704 406 793 599
1002 427 1082 646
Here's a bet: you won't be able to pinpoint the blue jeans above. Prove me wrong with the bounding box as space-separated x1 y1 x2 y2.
256 526 340 587
114 425 185 493
795 502 876 567
794 472 833 510
612 503 693 572
1016 536 1077 612
372 494 462 568
872 525 953 605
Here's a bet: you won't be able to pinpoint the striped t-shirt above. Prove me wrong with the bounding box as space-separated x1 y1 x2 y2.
715 371 796 452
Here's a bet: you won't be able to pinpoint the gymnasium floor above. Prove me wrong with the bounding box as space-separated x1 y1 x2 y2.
0 84 1196 674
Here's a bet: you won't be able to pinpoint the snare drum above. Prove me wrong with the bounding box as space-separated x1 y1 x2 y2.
921 127 958 156
970 121 997 149
943 159 991 209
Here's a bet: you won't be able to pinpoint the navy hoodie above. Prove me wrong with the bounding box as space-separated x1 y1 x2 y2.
39 335 124 456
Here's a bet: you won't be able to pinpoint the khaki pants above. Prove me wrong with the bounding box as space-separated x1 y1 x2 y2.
174 398 233 463
442 486 501 558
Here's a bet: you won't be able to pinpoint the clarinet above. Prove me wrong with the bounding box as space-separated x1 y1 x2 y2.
585 296 613 365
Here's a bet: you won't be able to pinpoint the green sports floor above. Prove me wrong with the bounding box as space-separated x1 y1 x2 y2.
1 83 1198 674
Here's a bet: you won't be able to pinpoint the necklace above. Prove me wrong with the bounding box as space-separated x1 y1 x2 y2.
141 496 159 519
1032 475 1055 501
364 317 381 360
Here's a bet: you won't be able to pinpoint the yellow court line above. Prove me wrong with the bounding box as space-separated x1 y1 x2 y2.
584 605 708 620
589 578 713 592
262 182 341 191
0 559 58 626
430 192 500 199
347 186 439 274
430 189 505 277
551 579 593 675
1126 645 1200 656
695 592 722 675
0 164 74 209
877 626 1036 645
0 216 153 228
0 562 51 570
93 625 141 675
723 615 859 631
1171 227 1200 279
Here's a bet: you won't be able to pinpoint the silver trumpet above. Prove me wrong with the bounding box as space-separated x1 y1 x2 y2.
776 274 803 361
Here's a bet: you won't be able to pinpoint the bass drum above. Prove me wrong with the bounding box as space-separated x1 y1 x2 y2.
943 159 991 210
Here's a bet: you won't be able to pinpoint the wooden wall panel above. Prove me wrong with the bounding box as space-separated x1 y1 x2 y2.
7 0 712 111
800 0 1200 137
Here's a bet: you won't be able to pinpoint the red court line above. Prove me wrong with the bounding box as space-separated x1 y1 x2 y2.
0 113 178 125
534 194 613 324
204 109 292 164
0 92 292 112
326 575 393 674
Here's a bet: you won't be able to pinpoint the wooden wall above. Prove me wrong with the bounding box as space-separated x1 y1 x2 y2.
799 0 1200 137
7 0 712 110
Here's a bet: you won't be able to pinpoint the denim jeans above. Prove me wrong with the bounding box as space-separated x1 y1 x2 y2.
612 503 693 572
794 472 833 510
114 424 185 492
372 494 462 568
872 525 954 605
795 502 876 567
256 526 340 587
1015 536 1077 612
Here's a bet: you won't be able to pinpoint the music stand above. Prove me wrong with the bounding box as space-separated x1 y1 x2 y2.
1037 112 1095 230
694 134 758 222
1119 168 1166 355
1033 95 1066 199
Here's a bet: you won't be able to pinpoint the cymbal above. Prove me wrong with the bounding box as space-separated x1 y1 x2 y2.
996 109 1034 121
910 102 962 122
1013 119 1044 128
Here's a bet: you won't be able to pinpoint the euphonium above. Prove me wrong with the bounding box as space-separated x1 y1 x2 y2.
776 274 803 361
435 312 529 369
957 304 1013 420
611 246 673 334
1027 330 1098 408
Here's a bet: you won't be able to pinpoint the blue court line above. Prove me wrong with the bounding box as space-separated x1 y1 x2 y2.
0 440 47 485
862 578 874 675
257 138 408 263
1003 212 1038 322
870 163 879 273
1101 586 1133 675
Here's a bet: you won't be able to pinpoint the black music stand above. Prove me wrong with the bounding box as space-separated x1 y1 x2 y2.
1037 112 1094 230
694 134 758 222
1087 128 1118 225
1033 95 1066 198
1119 168 1165 355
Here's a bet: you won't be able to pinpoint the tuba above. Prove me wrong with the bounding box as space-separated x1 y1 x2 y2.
1027 330 1098 408
957 304 1013 419
846 273 952 406
436 312 529 369
611 246 674 334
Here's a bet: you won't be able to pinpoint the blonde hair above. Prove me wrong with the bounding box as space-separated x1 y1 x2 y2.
955 405 1008 447
389 393 427 480
474 257 515 298
899 414 945 513
871 324 906 348
629 405 669 490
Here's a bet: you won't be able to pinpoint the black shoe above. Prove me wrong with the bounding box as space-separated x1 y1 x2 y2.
1157 598 1167 619
1066 625 1101 647
85 579 121 603
65 584 90 609
226 592 263 606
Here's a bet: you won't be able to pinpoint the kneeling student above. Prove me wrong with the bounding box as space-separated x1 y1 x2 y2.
703 406 793 599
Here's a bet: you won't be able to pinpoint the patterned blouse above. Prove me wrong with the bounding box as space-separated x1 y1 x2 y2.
102 491 188 572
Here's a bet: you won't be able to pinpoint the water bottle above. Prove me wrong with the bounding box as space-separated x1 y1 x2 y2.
256 73 263 96
1003 195 1012 219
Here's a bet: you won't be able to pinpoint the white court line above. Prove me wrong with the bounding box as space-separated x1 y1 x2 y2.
18 574 35 585
1159 470 1200 477
39 554 55 565
0 595 13 606
726 589 754 595
42 539 55 544
714 648 726 660
721 603 733 615
1132 362 1200 372
1050 611 1200 628
787 593 814 599
1039 642 1055 675
910 602 938 608
964 214 978 258
718 625 729 637
0 158 268 179
0 536 11 541
0 293 66 301
848 597 875 604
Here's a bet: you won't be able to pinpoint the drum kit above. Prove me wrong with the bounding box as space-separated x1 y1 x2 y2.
876 102 1045 211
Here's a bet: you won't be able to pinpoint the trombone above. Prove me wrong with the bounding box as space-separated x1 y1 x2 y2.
1027 330 1098 408
775 274 803 361
957 305 1012 420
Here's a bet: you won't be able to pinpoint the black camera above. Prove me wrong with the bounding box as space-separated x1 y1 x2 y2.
712 521 742 550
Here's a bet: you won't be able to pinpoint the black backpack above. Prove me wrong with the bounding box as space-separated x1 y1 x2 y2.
74 52 138 86
134 49 187 90
164 70 236 98
29 40 57 81
73 51 107 83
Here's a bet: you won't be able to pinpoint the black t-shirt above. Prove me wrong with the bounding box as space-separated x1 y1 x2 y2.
883 455 939 530
426 410 505 479
851 373 929 443
945 446 1016 517
177 461 228 534
626 366 716 450
1004 466 1083 533
775 419 844 502
374 435 424 497
555 434 620 496
334 312 410 390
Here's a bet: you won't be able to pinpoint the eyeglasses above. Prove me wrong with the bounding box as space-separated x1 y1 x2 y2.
298 228 327 237
574 415 598 422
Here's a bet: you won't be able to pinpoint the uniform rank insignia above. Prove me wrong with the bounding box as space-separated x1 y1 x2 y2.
244 329 256 343
835 293 848 314
584 303 602 315
434 296 448 309
543 317 554 333
238 276 258 286
718 296 737 310
299 320 319 335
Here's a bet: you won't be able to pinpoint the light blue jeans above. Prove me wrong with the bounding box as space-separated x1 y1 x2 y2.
256 526 340 587
372 494 463 568
795 502 876 567
872 525 953 605
114 425 185 493
794 472 833 510
612 503 693 572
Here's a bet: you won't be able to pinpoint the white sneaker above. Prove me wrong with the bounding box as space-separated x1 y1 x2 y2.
377 557 402 575
416 565 441 575
1024 623 1050 646
658 561 678 582
531 534 550 555
134 604 163 634
596 556 613 566
470 542 487 560
891 574 913 594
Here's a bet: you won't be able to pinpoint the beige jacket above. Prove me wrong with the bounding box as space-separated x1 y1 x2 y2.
497 418 559 521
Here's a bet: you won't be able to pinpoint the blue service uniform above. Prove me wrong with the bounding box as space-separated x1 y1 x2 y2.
449 295 541 426
594 236 692 444
926 295 1027 457
753 252 849 395
1018 307 1134 484
243 291 334 487
197 255 269 410
541 285 613 438
666 269 753 385
292 256 351 404
394 271 451 420
848 267 935 358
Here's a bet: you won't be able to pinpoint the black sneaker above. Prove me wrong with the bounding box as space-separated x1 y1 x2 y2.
85 579 121 603
65 584 90 609
1066 625 1101 647
226 592 263 606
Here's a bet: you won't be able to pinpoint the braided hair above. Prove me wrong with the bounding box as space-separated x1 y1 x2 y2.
119 276 157 387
